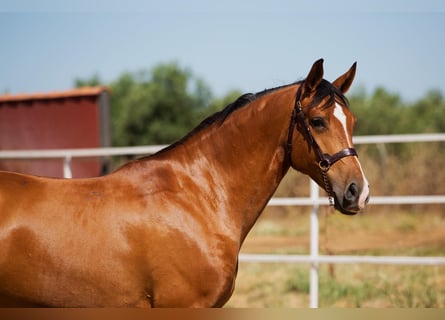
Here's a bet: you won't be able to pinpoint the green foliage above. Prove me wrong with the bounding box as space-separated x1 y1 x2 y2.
109 63 213 146
74 73 102 87
350 86 445 135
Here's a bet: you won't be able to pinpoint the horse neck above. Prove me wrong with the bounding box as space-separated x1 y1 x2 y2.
159 85 297 243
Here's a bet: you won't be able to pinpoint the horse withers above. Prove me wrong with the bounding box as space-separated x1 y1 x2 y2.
0 59 369 307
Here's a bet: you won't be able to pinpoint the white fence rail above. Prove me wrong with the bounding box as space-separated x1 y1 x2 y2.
0 133 445 308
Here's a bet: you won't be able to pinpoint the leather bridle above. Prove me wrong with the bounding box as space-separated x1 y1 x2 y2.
286 82 358 205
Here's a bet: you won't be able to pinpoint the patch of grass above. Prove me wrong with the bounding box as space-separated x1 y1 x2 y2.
321 275 375 307
284 268 309 294
394 214 418 233
382 266 445 307
227 263 445 307
226 264 309 307
285 265 380 307
320 264 445 307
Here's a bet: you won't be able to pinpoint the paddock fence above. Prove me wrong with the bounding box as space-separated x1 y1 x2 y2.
1 133 445 308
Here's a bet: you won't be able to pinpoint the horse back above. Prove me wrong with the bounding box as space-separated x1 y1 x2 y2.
0 170 155 306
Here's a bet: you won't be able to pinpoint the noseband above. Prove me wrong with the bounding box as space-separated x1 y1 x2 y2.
286 83 358 205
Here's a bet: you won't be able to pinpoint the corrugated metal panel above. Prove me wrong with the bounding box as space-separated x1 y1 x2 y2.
0 87 111 178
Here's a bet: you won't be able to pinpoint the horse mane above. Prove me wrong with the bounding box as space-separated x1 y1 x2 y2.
153 83 296 155
153 79 348 156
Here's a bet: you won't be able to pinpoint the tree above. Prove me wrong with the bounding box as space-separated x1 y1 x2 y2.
74 74 102 87
410 90 445 133
350 87 406 135
77 63 214 146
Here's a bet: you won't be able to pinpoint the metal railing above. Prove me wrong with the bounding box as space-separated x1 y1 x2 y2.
1 133 445 307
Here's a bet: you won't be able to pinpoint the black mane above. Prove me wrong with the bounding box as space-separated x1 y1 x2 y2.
154 80 348 155
195 82 298 131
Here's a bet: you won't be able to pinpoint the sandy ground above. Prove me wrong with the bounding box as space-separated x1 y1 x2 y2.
240 210 445 255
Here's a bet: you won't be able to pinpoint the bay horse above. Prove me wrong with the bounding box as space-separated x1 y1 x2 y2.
0 59 369 307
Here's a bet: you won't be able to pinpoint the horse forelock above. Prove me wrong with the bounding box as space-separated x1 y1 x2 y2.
307 79 350 111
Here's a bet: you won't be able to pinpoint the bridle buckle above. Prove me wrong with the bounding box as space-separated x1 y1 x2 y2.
318 159 330 172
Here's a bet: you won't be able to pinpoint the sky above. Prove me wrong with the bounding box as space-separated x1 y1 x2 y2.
1 1 445 102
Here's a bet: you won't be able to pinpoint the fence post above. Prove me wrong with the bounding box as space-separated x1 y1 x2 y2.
63 156 72 179
309 179 319 308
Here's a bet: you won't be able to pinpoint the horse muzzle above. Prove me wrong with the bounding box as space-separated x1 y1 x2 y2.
333 181 370 215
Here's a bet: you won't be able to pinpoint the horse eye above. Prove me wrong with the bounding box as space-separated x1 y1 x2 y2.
310 117 326 129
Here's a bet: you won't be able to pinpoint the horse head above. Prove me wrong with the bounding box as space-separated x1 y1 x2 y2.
288 59 370 215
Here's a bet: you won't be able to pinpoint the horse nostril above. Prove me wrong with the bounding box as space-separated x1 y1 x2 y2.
345 182 359 202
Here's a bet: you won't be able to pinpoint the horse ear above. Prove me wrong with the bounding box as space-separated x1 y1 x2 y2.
302 58 324 97
332 62 357 94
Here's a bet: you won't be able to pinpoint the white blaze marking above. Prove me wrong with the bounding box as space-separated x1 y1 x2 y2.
359 175 370 209
333 102 352 147
334 102 370 209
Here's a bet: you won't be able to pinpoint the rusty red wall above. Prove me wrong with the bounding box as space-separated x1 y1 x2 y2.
0 87 110 178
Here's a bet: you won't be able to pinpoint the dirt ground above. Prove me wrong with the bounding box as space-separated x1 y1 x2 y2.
241 227 445 254
240 208 445 255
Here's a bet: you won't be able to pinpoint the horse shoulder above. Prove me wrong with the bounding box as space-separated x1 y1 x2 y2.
116 161 240 307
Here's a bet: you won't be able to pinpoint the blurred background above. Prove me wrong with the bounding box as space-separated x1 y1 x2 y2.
1 1 444 307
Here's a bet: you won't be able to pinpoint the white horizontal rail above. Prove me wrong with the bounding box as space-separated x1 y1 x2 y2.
353 133 445 144
0 133 443 160
239 254 445 265
269 195 445 206
365 195 445 205
0 145 167 159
